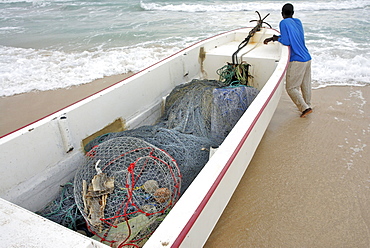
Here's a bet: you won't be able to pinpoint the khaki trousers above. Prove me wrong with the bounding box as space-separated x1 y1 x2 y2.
286 60 312 112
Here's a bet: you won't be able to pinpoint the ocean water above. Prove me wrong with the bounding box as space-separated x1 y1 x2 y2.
0 0 369 96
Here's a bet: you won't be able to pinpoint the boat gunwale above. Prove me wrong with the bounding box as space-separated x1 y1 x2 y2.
171 53 289 247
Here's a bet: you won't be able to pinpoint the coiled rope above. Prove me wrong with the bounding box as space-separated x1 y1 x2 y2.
216 62 251 86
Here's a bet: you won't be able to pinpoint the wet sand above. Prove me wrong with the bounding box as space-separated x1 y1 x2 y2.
0 73 132 137
205 86 370 247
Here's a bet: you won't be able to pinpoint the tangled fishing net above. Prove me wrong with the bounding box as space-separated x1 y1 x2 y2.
38 78 259 247
36 182 85 231
161 79 224 138
211 85 259 144
73 137 181 247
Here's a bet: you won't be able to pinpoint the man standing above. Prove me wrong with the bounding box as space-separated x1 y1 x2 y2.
264 3 312 117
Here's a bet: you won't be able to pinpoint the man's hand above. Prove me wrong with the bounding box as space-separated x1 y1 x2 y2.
264 37 273 44
264 35 280 44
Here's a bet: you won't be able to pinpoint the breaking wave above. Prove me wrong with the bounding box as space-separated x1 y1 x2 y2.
140 0 370 13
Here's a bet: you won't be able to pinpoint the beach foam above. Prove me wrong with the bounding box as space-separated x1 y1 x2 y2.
1 0 369 96
0 43 181 96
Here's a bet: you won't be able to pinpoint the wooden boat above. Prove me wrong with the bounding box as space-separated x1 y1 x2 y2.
0 23 289 247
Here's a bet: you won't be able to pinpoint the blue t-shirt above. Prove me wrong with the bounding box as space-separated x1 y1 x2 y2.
278 18 311 62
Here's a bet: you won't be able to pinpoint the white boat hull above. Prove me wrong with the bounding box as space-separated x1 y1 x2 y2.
0 27 289 247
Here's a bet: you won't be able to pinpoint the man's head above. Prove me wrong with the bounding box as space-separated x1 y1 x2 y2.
282 3 294 18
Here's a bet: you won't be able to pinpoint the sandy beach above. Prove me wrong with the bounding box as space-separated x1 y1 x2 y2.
0 73 132 137
205 85 370 247
1 77 369 247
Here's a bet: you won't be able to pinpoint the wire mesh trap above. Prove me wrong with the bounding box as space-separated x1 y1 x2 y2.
73 137 181 247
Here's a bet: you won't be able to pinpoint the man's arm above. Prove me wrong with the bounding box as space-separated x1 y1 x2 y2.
277 21 290 46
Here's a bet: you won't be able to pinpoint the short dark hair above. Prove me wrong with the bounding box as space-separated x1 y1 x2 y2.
282 3 294 16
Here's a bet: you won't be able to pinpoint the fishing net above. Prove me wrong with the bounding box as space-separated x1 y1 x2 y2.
37 182 85 231
74 137 181 247
161 79 224 137
211 86 260 144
